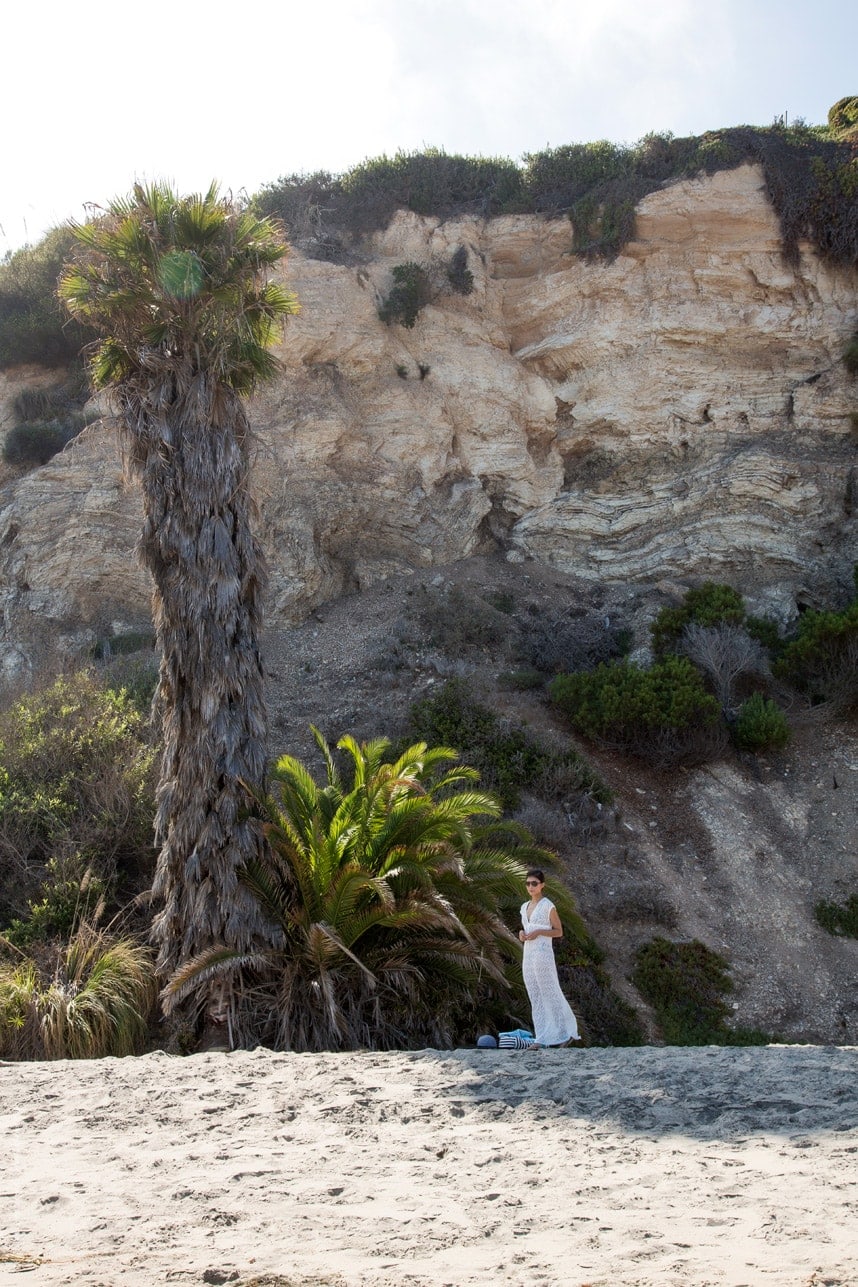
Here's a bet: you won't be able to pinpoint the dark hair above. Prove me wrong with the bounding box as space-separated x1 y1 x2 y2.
525 868 545 883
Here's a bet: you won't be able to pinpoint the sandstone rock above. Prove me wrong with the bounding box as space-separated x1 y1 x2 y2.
0 163 856 675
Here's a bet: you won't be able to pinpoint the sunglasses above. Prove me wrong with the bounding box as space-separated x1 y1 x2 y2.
525 879 541 887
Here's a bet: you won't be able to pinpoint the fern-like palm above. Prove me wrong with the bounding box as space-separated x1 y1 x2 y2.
167 732 578 1051
59 185 297 1006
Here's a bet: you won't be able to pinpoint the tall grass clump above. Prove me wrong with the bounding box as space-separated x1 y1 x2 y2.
0 924 156 1059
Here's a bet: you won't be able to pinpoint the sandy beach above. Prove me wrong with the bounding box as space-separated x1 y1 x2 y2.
2 1045 856 1287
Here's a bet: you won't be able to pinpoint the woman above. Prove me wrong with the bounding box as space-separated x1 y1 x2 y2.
519 868 579 1048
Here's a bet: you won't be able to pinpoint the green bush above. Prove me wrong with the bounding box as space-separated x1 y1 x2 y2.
447 245 474 295
745 614 785 657
408 679 610 811
632 937 769 1046
251 169 343 257
0 672 156 928
733 692 790 751
522 139 632 210
2 856 107 947
549 657 723 765
829 97 858 141
498 667 546 692
0 226 90 368
570 185 645 258
378 262 431 328
773 599 858 709
3 414 86 467
340 149 524 224
844 329 858 375
815 894 858 938
651 582 746 658
250 120 858 269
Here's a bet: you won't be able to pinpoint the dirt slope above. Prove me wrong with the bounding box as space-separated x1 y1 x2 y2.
259 553 858 1045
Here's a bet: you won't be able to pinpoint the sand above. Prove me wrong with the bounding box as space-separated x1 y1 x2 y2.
1 1045 856 1287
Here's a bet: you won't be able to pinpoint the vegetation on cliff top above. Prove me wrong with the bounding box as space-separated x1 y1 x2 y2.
254 112 858 266
1 103 856 375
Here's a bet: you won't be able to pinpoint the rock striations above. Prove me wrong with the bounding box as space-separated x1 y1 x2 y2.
0 162 856 678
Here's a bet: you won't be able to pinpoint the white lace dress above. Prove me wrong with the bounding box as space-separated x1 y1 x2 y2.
521 897 579 1046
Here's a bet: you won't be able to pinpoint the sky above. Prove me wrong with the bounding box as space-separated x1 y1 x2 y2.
1 0 855 257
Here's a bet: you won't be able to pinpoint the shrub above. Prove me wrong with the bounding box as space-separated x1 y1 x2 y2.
251 170 343 257
519 604 630 675
829 97 858 141
651 582 746 658
0 672 156 927
498 667 546 692
254 152 524 244
549 657 723 766
814 894 858 938
251 125 857 267
447 246 474 295
632 937 769 1046
2 413 86 467
408 679 611 811
13 379 87 421
0 226 90 368
378 262 431 328
0 924 156 1060
745 614 786 657
522 139 632 210
2 856 107 947
340 149 524 226
733 692 791 751
680 622 770 713
411 584 509 655
844 329 858 376
773 599 858 709
557 956 644 1047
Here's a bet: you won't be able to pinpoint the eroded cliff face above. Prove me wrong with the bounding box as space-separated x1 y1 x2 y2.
0 163 856 678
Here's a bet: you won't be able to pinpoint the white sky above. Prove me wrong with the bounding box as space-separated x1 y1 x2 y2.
1 0 855 256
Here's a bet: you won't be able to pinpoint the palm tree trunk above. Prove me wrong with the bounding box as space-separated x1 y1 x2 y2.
120 369 270 1007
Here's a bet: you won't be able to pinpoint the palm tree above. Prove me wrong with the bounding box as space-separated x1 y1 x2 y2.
59 184 297 1013
167 731 586 1050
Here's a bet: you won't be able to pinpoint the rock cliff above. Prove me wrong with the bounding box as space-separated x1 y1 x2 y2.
0 164 856 1043
0 162 856 678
